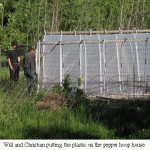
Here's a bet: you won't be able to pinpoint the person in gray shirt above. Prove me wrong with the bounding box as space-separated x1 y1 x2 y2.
23 47 36 94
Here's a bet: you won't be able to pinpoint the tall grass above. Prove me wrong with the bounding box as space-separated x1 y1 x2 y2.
0 68 150 139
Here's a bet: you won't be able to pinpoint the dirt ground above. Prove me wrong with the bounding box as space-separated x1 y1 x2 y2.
36 92 67 112
35 92 150 116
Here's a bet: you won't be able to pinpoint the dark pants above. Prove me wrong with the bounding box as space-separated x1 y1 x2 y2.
9 64 19 82
26 69 36 93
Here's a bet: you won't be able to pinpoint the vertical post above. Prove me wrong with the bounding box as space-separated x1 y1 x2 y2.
38 40 40 91
89 30 91 35
60 33 63 87
42 35 45 88
134 34 141 93
62 46 64 80
98 35 102 94
79 35 83 89
116 34 122 93
84 41 87 94
126 38 135 98
103 39 106 95
74 30 76 35
60 42 62 87
144 38 149 94
39 40 40 77
34 37 35 49
119 28 122 34
135 28 137 34
105 29 107 35
36 42 38 75
35 43 38 93
36 41 40 93
120 41 124 92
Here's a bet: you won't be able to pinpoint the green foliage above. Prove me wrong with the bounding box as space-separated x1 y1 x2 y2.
36 86 48 101
51 73 85 99
78 76 83 86
62 73 72 92
75 88 84 97
52 83 63 94
0 0 150 52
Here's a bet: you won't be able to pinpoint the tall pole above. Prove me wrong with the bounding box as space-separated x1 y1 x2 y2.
103 39 106 95
134 34 141 93
144 38 149 94
60 31 62 87
79 35 83 89
42 35 45 88
116 34 122 93
98 35 102 94
120 41 124 92
126 38 135 98
84 41 87 94
37 40 41 93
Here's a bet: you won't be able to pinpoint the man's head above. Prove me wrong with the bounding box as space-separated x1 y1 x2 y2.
12 40 18 49
30 47 35 53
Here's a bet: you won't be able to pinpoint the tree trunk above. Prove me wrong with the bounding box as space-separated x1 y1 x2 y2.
109 3 113 30
44 0 47 32
135 0 139 29
141 0 145 29
51 0 56 32
127 0 134 30
120 0 124 29
38 0 42 41
27 0 31 53
56 0 59 31
97 2 102 30
2 1 6 27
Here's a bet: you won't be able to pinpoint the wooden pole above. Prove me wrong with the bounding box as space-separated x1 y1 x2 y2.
46 29 150 35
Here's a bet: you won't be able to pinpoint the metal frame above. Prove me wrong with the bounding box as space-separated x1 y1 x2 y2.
36 35 150 97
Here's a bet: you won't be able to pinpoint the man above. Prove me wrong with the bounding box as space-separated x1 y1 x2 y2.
7 40 21 83
23 47 36 94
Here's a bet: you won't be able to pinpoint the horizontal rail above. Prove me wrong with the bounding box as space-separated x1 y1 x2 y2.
40 41 60 57
40 39 149 45
46 29 150 35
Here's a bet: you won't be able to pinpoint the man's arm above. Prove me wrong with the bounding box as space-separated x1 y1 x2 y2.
18 56 21 70
8 58 13 70
18 56 20 63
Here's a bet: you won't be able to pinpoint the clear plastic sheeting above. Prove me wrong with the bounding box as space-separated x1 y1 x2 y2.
36 33 150 97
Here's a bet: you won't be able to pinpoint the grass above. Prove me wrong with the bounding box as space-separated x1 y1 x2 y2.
0 67 150 139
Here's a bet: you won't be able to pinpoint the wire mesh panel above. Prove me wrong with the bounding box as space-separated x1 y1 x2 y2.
37 34 150 97
84 43 102 94
105 42 121 94
62 44 80 87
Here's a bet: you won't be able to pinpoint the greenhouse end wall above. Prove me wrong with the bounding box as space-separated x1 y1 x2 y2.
36 33 150 97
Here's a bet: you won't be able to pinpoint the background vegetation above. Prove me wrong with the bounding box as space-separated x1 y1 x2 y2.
0 0 150 53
